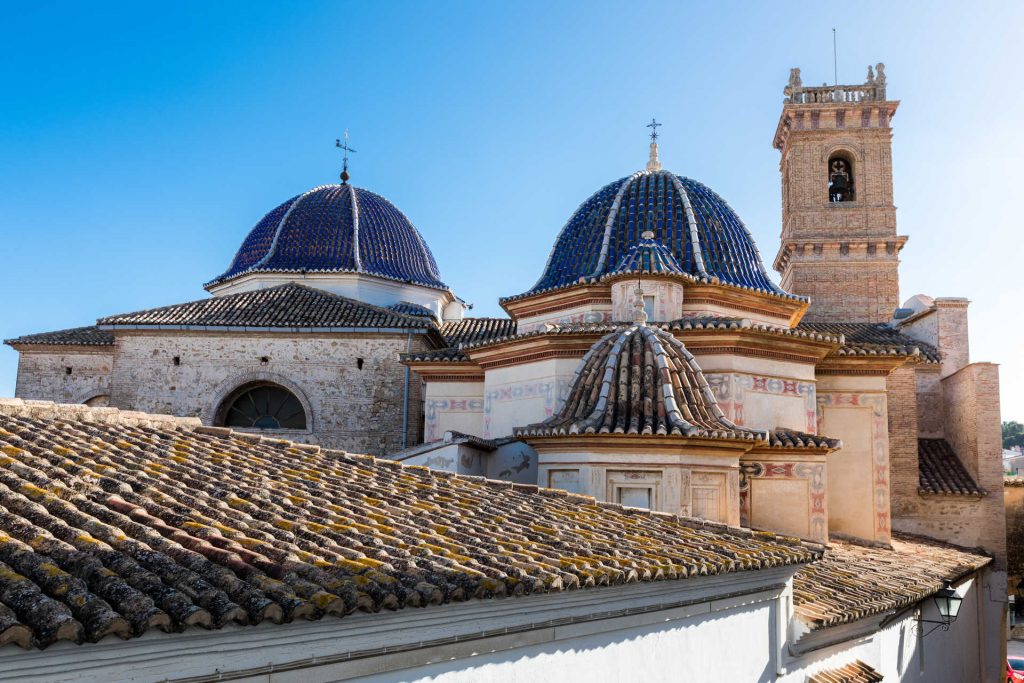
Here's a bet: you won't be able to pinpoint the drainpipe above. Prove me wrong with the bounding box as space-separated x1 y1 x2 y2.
402 332 413 450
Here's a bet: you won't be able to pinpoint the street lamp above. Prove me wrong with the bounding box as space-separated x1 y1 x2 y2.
916 580 964 637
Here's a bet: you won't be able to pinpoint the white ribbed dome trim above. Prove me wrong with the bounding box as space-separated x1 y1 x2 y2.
251 185 329 272
348 184 363 273
668 174 710 279
589 172 644 278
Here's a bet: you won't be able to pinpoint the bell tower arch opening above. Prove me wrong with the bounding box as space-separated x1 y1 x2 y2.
827 151 855 203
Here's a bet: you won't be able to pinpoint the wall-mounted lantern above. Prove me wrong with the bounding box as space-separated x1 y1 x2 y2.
915 580 964 637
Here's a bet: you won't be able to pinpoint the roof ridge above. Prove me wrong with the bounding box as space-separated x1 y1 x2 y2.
98 282 433 329
0 398 202 430
4 325 115 347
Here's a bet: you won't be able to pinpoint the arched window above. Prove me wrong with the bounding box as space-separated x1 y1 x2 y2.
83 395 110 408
218 382 307 430
827 152 855 203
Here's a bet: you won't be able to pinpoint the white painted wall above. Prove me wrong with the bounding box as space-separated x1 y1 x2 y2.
482 359 578 438
358 599 775 683
424 381 485 441
782 574 987 683
0 568 991 683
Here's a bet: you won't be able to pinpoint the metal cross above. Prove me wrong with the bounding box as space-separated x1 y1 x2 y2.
646 118 661 142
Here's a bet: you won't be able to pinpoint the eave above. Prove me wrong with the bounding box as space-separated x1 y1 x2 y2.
523 432 759 456
815 354 914 376
773 99 900 151
677 282 808 327
499 283 612 320
404 361 484 383
463 325 840 372
773 235 909 274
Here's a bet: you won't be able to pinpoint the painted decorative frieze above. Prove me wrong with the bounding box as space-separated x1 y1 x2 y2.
424 398 484 441
705 372 816 432
740 461 827 541
483 380 570 438
817 392 890 536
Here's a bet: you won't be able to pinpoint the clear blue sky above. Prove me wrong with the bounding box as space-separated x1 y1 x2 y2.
1 1 1021 420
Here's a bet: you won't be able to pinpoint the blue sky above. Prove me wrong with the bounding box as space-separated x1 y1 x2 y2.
1 1 1021 420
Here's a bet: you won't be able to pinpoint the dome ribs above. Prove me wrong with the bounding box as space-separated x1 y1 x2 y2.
522 324 762 442
207 185 448 291
524 170 794 299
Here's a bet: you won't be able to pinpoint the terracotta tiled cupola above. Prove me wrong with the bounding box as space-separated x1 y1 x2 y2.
518 323 761 440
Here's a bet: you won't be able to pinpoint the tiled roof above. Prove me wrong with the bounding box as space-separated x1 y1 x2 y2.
0 399 821 650
1005 476 1024 487
796 321 941 362
792 532 991 631
404 317 843 365
402 347 471 363
808 660 883 683
206 184 447 290
4 326 114 347
768 429 841 450
453 318 840 355
524 171 794 298
517 325 762 441
918 438 986 496
387 301 436 318
440 318 517 346
402 318 518 363
97 284 434 331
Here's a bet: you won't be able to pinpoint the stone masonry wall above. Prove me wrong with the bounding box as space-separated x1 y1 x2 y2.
108 331 431 456
894 362 1006 568
886 365 919 518
780 257 900 323
13 347 113 404
1004 483 1024 584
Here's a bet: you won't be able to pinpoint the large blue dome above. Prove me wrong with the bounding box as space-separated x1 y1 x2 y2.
208 184 447 290
530 170 787 296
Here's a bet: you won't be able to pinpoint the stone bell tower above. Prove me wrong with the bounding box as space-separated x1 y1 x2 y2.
772 64 906 322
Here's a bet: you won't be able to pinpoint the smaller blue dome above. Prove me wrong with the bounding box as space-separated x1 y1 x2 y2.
208 184 447 290
610 232 685 276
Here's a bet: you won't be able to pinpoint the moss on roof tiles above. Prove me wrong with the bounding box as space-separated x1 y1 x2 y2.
0 400 820 650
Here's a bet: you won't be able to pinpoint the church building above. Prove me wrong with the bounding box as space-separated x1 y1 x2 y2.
2 65 1008 682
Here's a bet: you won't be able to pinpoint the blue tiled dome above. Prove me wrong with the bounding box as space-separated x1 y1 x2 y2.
208 185 447 290
530 171 787 296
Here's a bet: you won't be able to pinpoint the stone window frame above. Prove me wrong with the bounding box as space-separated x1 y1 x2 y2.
205 371 315 436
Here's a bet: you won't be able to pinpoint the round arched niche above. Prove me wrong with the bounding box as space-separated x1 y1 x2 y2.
82 394 110 408
206 372 314 433
824 145 860 203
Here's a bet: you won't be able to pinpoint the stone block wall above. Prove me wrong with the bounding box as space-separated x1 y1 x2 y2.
915 368 944 438
107 330 431 456
934 298 970 378
12 347 113 405
886 365 919 518
1004 482 1024 584
893 362 1006 568
779 256 901 323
